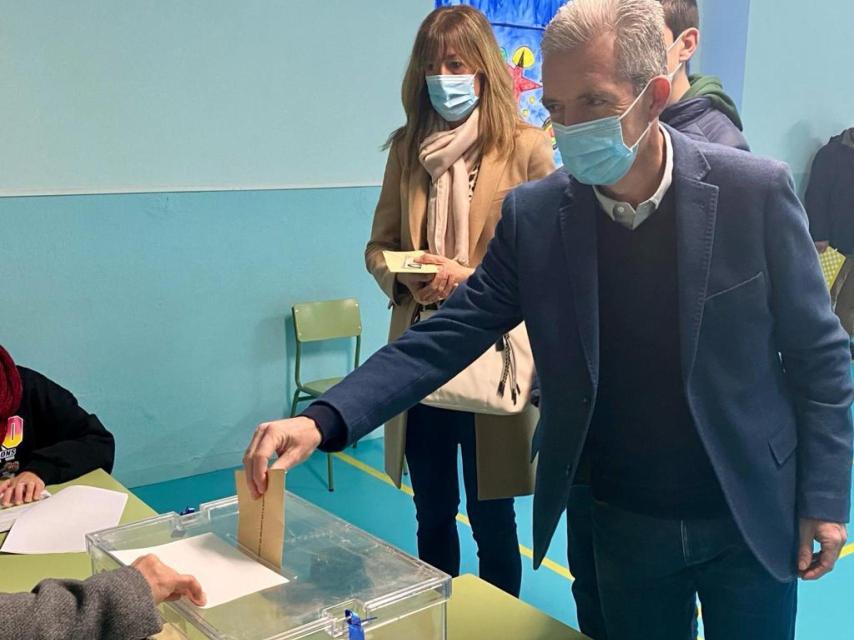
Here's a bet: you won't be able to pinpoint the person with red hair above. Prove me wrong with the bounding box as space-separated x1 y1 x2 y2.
0 345 115 506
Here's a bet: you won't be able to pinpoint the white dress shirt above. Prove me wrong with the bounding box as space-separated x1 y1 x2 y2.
593 126 674 230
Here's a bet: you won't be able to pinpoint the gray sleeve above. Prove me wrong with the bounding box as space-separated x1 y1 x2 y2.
0 567 163 640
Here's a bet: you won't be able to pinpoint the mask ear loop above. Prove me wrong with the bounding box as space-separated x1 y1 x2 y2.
618 74 671 150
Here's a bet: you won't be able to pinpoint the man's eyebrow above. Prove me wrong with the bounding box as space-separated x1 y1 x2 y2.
576 90 613 102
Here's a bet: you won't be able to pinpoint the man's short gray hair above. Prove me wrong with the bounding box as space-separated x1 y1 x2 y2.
542 0 668 95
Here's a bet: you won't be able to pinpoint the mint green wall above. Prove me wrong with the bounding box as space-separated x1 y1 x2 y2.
695 0 750 109
741 0 853 189
0 0 432 195
0 187 390 487
0 0 436 487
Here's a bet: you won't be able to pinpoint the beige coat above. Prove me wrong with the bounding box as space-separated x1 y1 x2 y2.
365 126 556 500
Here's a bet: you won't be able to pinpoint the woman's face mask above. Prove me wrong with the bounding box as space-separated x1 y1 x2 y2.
426 74 479 123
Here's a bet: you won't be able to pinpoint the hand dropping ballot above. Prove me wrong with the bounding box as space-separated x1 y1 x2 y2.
113 470 288 609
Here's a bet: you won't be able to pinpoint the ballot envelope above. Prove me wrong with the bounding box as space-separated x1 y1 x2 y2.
86 493 451 640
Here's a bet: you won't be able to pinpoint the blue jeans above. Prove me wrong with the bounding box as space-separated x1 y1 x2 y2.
405 403 522 596
568 486 700 640
591 499 797 640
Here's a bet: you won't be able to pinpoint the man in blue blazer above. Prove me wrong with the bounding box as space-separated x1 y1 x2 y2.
244 1 852 637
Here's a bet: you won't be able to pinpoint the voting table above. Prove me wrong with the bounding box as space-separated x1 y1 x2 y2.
0 470 586 640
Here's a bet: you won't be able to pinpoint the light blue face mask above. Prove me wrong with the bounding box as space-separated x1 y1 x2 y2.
553 81 657 186
426 74 479 123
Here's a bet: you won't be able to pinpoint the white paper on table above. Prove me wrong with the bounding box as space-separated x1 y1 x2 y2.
0 486 127 554
0 491 51 533
111 533 289 609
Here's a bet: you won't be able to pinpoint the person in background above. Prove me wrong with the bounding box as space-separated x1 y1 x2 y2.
0 554 205 640
807 128 854 355
659 0 750 151
561 2 751 637
301 6 554 597
0 345 115 506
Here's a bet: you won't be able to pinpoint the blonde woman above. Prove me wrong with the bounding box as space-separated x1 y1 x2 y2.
362 6 554 595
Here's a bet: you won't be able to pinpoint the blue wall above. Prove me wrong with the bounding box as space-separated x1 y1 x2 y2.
741 0 854 189
696 0 751 109
0 0 432 195
0 187 390 486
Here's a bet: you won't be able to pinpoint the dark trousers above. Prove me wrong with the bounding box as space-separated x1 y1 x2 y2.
566 484 609 640
591 499 797 640
405 403 522 596
568 486 704 640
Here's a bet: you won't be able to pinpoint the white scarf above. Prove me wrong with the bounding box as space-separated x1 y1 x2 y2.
418 109 480 266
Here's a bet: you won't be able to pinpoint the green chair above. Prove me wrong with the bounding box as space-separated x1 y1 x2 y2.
289 298 362 492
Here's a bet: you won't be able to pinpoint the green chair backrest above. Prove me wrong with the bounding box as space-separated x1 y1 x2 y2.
292 298 362 344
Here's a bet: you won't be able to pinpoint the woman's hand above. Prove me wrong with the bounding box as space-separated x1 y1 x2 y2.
415 254 475 302
397 272 438 306
0 471 46 508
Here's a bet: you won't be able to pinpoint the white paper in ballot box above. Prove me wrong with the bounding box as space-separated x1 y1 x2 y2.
111 532 288 609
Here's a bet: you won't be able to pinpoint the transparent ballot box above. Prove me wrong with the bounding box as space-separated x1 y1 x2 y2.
86 493 451 640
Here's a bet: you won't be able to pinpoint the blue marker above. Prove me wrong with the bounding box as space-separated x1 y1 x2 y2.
345 610 376 640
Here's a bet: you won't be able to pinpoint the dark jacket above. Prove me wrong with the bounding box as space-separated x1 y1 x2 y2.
2 367 115 485
661 75 750 152
529 75 751 409
311 128 854 582
0 567 162 640
805 131 854 254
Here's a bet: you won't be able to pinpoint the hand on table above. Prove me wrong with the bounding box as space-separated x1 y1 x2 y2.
132 554 206 606
0 471 45 507
798 518 848 580
243 417 322 498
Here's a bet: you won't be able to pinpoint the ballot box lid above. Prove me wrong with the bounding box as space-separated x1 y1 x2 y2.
87 492 451 639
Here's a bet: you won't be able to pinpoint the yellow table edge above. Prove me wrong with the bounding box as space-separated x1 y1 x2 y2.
449 574 588 639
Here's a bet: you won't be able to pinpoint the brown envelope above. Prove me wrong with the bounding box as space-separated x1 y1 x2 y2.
235 468 285 569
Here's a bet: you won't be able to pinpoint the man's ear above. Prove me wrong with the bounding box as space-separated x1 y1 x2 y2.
679 27 700 62
648 76 672 118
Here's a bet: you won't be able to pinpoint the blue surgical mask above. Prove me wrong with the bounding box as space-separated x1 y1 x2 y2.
426 74 479 122
553 81 656 186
